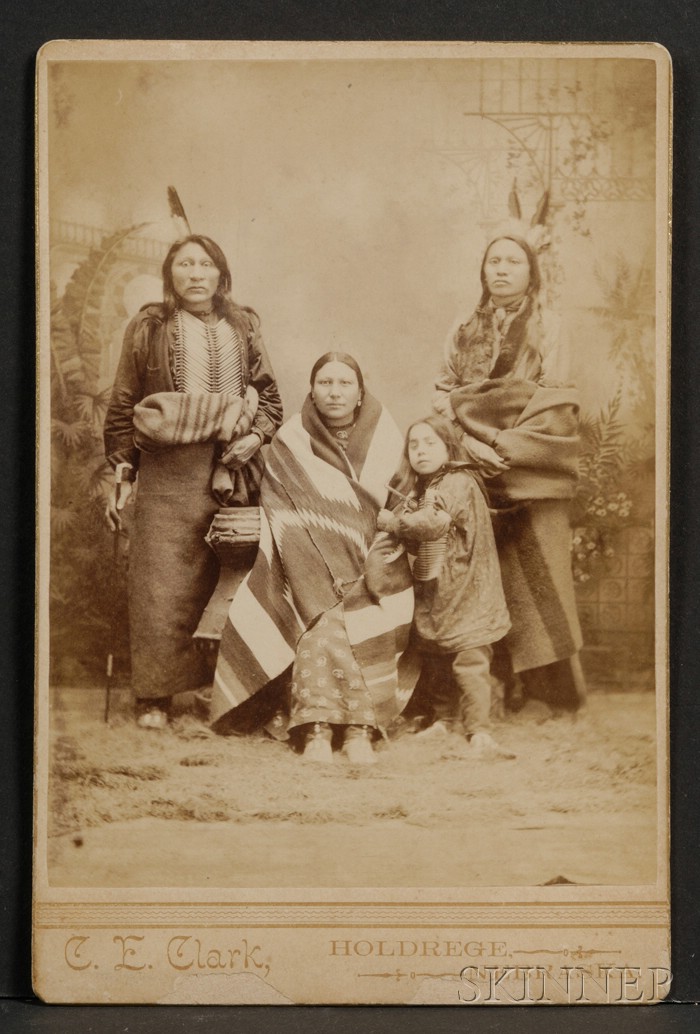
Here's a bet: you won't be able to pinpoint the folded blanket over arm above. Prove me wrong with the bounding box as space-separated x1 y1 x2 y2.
450 378 580 505
451 377 583 674
132 386 262 505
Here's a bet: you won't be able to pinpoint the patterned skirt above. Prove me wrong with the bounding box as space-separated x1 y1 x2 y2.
287 604 377 731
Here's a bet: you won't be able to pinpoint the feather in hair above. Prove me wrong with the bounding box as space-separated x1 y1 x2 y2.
508 179 522 220
167 186 191 238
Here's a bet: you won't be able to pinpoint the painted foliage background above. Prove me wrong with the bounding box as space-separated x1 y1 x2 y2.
47 56 657 690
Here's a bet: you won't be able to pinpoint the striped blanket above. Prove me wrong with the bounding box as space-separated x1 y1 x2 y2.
133 386 263 505
209 392 417 733
133 385 258 451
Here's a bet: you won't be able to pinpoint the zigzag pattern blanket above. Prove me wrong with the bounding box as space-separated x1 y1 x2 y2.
210 393 416 732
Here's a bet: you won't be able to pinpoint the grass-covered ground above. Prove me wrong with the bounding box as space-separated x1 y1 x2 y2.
46 687 658 889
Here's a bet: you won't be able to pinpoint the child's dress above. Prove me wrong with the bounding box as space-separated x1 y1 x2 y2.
382 463 510 735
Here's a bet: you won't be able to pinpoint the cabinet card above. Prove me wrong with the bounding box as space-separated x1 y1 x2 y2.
34 39 670 1005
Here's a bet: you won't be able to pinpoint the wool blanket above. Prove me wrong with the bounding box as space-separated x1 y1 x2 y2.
133 386 263 506
450 378 580 506
209 392 416 732
451 377 582 672
128 443 221 699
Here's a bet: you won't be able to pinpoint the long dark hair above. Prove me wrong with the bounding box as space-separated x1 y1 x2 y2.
391 415 469 499
452 234 544 381
161 234 234 318
478 234 541 306
309 352 365 394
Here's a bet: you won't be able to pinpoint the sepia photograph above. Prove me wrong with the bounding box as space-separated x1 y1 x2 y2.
34 40 670 1005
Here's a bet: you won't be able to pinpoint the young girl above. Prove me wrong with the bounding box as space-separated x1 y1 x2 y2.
377 415 513 757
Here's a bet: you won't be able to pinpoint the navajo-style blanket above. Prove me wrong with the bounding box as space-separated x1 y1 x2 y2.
209 392 416 732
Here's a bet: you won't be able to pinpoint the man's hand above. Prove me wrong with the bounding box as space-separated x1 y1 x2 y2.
221 432 262 468
462 435 510 477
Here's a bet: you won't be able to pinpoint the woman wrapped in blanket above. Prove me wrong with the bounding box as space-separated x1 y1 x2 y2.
104 235 283 729
209 352 418 764
432 235 586 712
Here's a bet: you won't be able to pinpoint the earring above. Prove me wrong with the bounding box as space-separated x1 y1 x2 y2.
357 398 362 407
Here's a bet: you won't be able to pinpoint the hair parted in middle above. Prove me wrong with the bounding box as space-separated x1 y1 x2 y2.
479 234 541 306
161 234 233 317
309 351 365 393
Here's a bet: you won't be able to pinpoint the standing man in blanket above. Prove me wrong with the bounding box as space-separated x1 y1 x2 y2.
104 235 282 729
433 232 585 713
